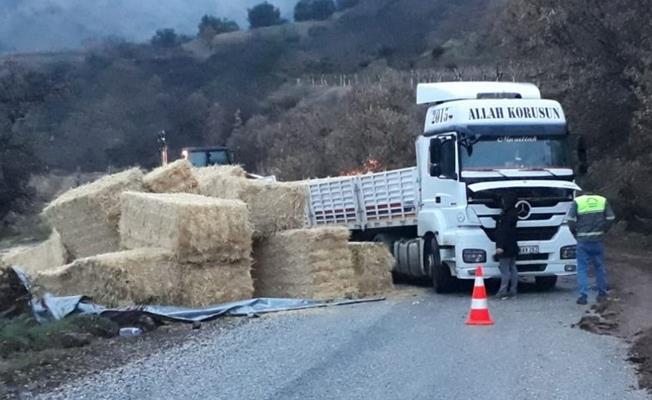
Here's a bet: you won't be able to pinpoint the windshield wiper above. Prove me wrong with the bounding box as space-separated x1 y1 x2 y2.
518 168 559 177
467 168 510 179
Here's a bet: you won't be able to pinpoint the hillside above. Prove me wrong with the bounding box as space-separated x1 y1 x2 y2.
2 0 651 236
0 0 500 172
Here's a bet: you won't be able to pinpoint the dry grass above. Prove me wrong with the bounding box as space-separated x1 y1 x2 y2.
348 242 394 297
253 227 357 300
195 166 307 238
143 159 198 194
119 192 252 264
43 168 144 260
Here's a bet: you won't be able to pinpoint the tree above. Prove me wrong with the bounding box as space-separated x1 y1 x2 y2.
295 0 336 22
495 0 652 233
0 68 56 221
150 29 179 48
248 2 283 29
336 0 359 10
198 15 239 42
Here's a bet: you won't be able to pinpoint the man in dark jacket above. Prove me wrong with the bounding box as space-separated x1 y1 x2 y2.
495 192 520 299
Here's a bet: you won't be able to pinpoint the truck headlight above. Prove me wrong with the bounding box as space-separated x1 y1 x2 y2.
463 249 487 263
561 245 576 260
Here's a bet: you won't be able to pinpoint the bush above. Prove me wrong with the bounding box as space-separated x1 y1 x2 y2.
198 15 239 42
248 2 283 28
295 0 336 22
0 315 119 357
336 0 359 10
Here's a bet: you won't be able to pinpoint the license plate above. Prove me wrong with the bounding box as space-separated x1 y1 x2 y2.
519 245 540 255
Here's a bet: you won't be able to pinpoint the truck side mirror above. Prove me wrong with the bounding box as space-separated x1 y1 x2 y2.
575 136 588 175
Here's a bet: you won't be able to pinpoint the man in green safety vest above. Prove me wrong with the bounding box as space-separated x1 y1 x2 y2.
565 193 616 305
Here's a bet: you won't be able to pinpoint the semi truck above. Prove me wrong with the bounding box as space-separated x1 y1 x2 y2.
304 82 585 292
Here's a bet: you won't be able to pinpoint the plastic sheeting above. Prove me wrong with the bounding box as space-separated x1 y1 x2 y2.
11 267 385 324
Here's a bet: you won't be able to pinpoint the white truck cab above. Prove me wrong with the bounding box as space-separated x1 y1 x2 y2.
305 82 581 292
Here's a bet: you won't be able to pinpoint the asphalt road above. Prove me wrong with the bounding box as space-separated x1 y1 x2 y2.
37 278 648 400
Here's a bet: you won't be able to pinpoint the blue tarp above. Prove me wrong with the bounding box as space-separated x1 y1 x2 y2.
12 267 385 324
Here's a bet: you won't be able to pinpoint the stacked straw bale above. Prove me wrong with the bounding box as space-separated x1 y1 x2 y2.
34 249 254 307
43 168 144 260
253 227 357 300
348 242 395 297
1 230 69 275
143 159 198 194
119 192 252 263
195 166 307 238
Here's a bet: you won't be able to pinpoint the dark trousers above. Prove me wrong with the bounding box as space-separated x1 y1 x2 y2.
498 257 518 295
576 241 607 298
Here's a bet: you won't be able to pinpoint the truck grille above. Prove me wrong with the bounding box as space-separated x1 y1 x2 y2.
516 253 550 261
482 226 560 242
517 264 547 272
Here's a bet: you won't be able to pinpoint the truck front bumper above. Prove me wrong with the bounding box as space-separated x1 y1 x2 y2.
443 225 577 280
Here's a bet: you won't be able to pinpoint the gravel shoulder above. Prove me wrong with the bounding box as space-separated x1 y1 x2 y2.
32 278 648 400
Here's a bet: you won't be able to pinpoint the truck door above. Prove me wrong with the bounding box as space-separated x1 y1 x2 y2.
416 134 465 210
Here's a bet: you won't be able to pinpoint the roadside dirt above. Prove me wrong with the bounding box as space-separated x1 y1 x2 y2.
574 241 652 393
0 318 247 399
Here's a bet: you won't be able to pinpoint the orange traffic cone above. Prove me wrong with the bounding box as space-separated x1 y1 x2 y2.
466 266 494 325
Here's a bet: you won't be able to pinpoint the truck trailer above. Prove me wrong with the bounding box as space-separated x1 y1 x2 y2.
304 82 584 292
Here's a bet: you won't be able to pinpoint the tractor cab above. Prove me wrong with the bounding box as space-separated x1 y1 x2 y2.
181 146 233 167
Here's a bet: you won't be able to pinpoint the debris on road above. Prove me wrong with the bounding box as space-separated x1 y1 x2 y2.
349 242 394 297
0 267 30 318
253 227 358 300
631 329 652 393
43 168 144 259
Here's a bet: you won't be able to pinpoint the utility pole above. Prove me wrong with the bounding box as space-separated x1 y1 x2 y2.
157 130 168 166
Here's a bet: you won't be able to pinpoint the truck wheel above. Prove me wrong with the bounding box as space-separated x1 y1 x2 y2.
427 237 456 293
535 276 558 291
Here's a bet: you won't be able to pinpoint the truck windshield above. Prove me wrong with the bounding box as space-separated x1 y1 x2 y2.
461 136 570 170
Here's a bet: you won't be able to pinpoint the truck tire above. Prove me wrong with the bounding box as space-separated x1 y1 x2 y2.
426 237 456 293
535 276 558 291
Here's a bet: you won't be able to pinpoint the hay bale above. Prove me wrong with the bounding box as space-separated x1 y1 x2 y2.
195 166 307 238
43 168 144 260
348 242 394 297
1 230 69 275
180 263 254 307
119 192 252 263
143 159 199 194
33 249 254 307
253 227 358 300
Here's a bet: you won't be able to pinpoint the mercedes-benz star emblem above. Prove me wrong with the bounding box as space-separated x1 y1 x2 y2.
515 200 533 220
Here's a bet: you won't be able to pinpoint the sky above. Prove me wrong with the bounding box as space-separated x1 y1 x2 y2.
0 0 296 54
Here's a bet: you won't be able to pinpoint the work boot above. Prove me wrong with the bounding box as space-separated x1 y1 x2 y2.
496 291 509 300
576 296 588 305
596 293 608 303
